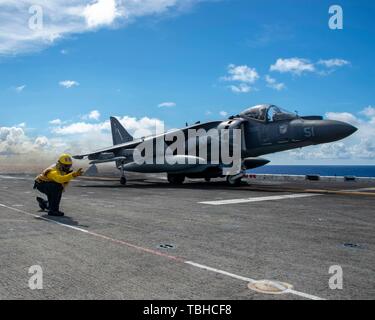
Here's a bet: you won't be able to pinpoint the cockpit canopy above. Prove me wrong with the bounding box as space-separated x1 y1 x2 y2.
239 104 297 122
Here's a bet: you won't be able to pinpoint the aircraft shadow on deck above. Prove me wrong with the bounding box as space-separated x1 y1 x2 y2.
74 180 275 192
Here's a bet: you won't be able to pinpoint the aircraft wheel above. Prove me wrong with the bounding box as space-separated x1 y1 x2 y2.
226 175 242 187
120 176 127 185
168 174 185 185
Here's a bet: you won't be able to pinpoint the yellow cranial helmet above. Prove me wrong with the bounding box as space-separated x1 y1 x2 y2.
58 154 73 166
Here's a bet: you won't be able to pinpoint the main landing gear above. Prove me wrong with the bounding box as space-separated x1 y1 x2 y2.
167 174 185 185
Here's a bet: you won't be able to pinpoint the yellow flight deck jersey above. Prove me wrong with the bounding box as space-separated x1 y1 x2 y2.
36 165 75 189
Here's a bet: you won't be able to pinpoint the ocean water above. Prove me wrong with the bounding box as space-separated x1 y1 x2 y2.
249 166 375 178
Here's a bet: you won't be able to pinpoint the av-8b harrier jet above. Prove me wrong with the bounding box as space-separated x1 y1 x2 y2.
73 104 357 186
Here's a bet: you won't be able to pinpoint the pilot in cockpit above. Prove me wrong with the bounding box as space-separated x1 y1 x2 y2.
258 107 267 121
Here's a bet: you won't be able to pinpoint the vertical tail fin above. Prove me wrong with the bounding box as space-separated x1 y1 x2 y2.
110 117 134 145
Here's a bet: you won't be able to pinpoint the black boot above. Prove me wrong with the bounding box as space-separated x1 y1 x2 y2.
48 210 64 217
36 197 48 211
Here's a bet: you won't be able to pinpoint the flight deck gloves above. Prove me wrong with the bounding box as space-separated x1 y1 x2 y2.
72 168 84 178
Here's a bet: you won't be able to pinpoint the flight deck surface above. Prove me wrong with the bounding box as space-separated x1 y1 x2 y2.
0 173 374 300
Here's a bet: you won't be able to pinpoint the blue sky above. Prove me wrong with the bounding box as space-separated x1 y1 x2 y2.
0 0 374 166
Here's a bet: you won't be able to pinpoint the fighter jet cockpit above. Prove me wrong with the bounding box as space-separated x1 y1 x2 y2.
239 104 298 122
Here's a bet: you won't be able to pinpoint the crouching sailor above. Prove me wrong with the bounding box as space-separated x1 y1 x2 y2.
34 154 84 216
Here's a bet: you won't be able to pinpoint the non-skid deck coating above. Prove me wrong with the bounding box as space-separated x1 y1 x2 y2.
0 173 374 300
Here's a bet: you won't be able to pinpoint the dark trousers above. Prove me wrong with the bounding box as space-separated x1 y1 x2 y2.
34 181 63 212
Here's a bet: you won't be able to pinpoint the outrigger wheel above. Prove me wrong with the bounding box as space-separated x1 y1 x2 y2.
120 162 127 185
120 176 127 185
226 175 243 187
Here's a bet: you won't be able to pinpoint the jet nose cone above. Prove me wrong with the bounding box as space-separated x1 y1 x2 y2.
346 123 358 136
333 121 358 139
313 120 358 143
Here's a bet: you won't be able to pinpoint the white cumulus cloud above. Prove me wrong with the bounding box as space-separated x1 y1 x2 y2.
270 57 350 76
49 119 62 125
222 64 259 94
52 121 109 135
265 75 285 91
318 59 350 68
83 0 120 28
270 58 315 75
158 102 176 108
59 80 79 88
52 115 165 139
1 113 168 171
0 0 207 56
325 112 360 126
88 110 101 120
35 136 50 148
81 110 101 121
0 126 50 156
359 106 375 119
229 84 252 93
14 85 26 93
223 64 259 83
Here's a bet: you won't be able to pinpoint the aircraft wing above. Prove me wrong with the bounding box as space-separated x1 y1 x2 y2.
73 120 222 160
73 139 142 159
